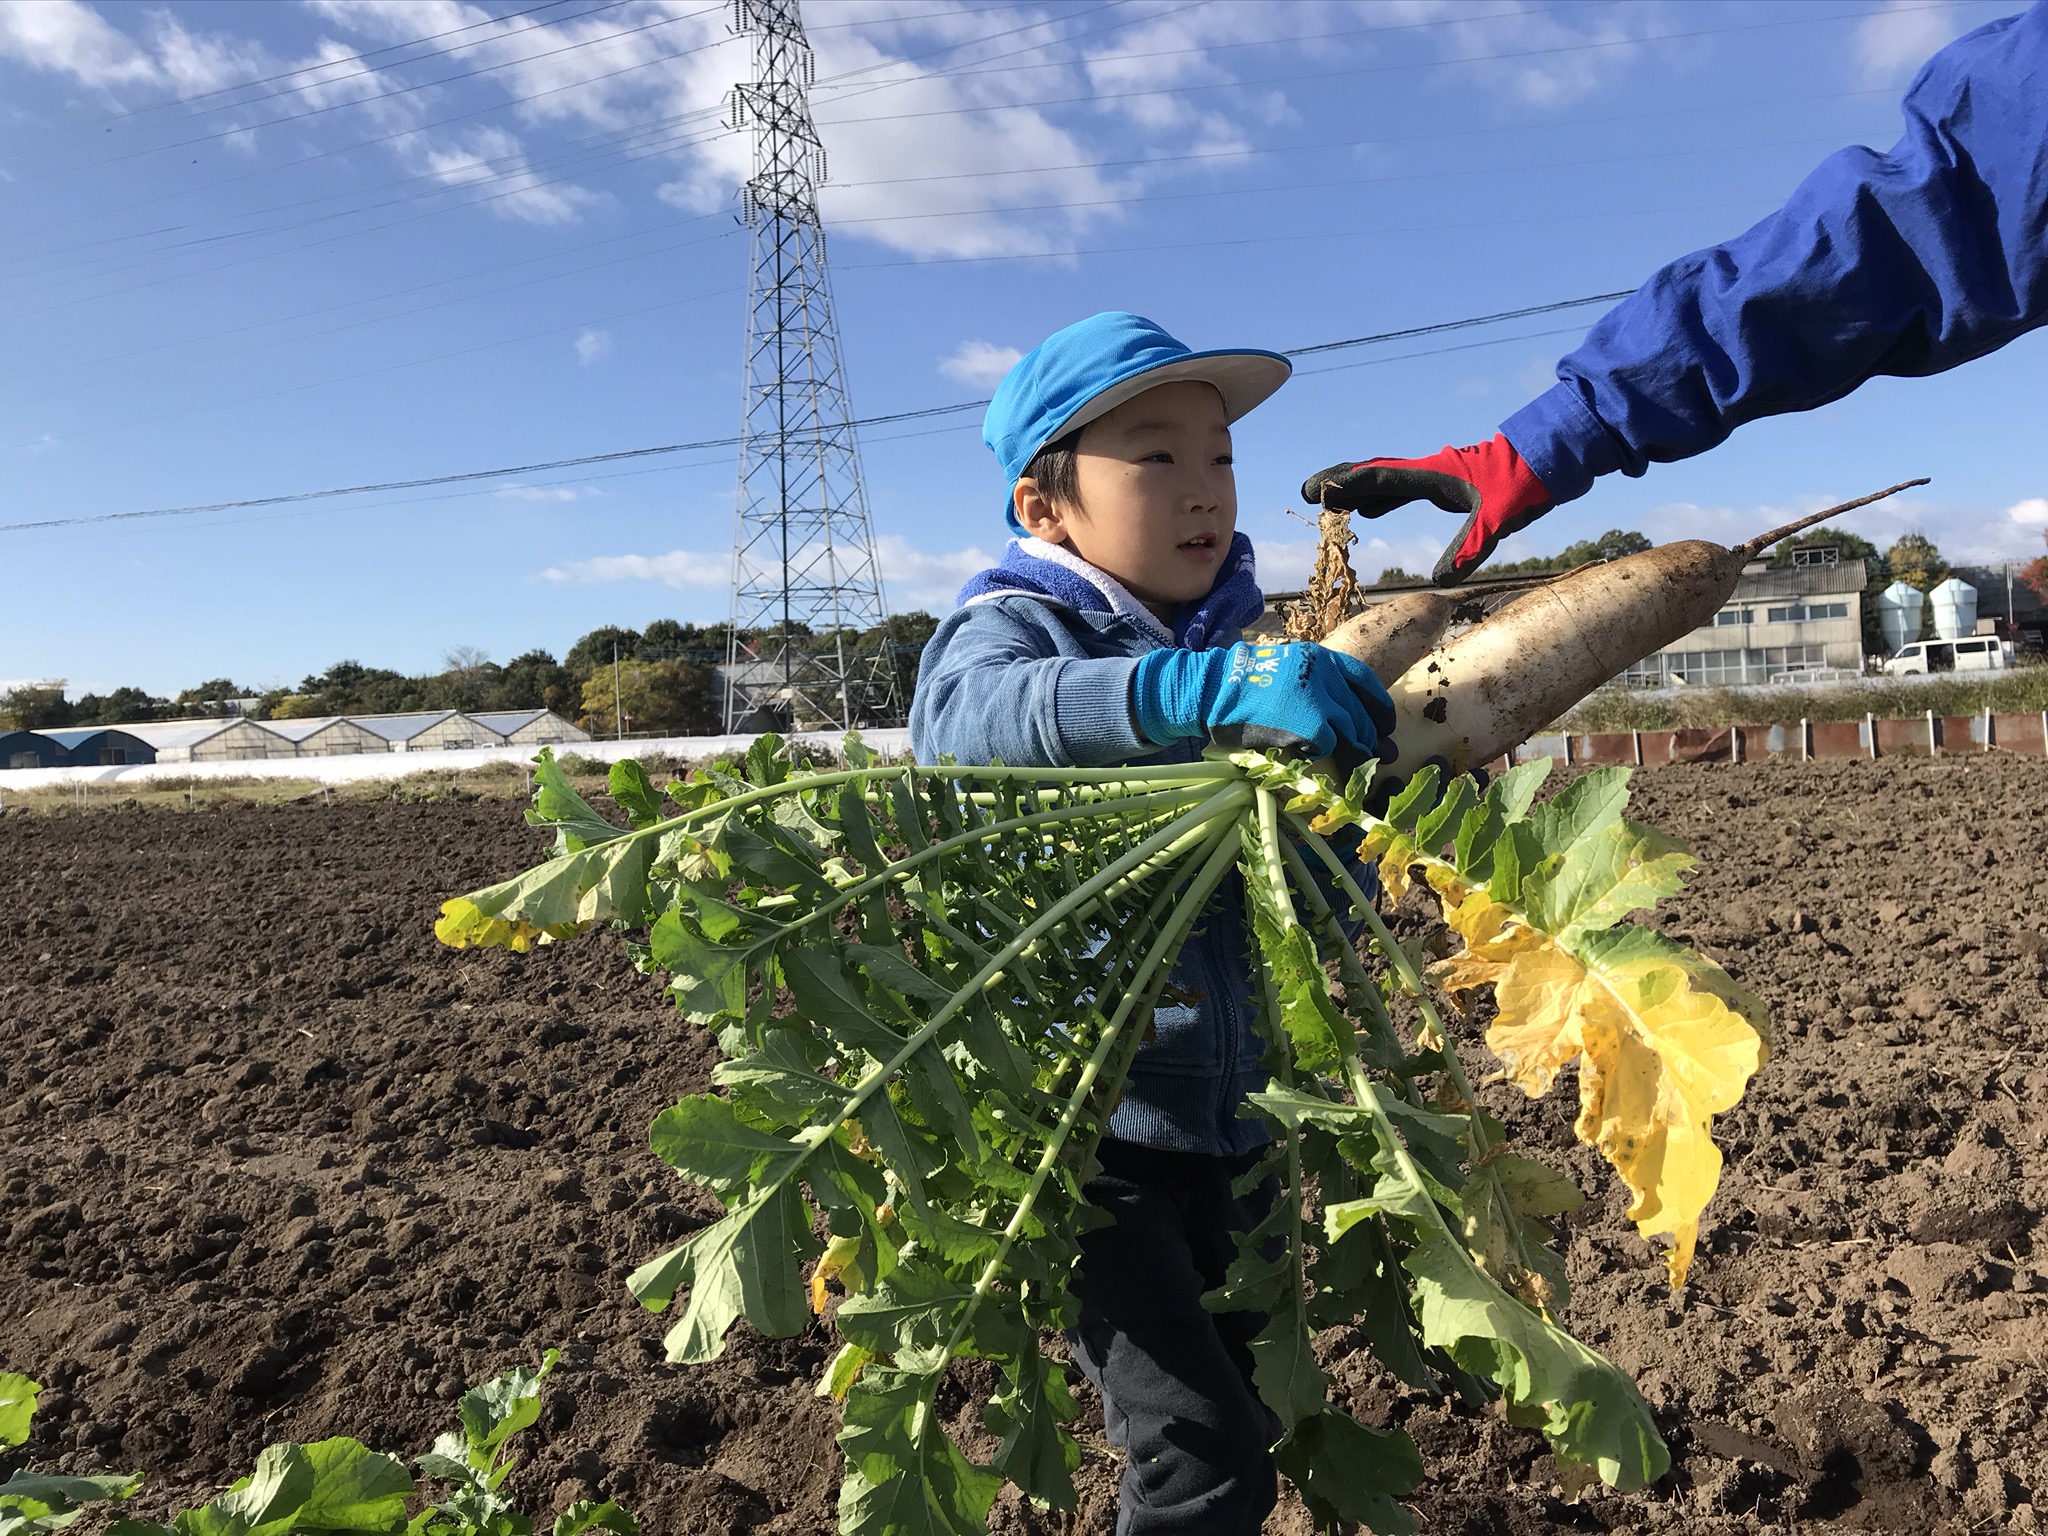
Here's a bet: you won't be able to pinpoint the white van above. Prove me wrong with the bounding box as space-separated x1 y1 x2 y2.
1881 636 2013 675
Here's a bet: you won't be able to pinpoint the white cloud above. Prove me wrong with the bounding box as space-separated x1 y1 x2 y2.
574 328 613 366
938 340 1021 389
539 548 731 589
2007 497 2048 528
534 533 996 612
1384 0 1680 110
1638 491 2045 565
1853 0 1977 87
496 483 579 502
4 2 1397 257
0 0 156 86
874 534 995 609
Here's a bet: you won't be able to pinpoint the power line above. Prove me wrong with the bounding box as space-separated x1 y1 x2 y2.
836 192 1768 273
824 85 1896 195
814 130 1857 237
0 0 588 146
0 291 1635 535
813 2 1966 129
0 4 721 190
0 118 1835 394
0 0 1157 311
0 0 1131 259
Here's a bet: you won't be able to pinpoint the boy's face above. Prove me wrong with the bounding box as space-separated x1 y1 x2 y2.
1014 379 1237 618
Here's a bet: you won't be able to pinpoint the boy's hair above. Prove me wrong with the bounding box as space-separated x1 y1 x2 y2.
1022 426 1083 512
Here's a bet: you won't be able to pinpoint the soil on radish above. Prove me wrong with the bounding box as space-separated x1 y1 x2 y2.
3 754 2045 1534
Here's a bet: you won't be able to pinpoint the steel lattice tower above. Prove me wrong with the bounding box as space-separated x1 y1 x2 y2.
723 0 900 732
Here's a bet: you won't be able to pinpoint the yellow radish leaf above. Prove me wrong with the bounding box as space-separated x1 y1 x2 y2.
1437 916 1763 1286
435 834 657 952
1520 819 1694 941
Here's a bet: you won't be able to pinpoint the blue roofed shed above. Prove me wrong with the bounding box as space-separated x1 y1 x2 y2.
39 727 159 767
1 731 66 771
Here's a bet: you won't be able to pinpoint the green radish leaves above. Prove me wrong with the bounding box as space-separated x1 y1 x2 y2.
438 741 1768 1532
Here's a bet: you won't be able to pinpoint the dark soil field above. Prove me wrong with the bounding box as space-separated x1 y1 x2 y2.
3 753 2045 1535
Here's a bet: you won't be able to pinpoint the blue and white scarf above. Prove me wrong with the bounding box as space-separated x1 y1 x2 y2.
955 532 1264 651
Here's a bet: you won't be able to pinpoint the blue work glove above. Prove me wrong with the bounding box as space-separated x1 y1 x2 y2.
1131 641 1395 760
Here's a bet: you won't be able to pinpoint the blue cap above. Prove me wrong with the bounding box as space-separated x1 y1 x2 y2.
984 312 1291 533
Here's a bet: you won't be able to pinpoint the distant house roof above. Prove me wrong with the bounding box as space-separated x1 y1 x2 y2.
1732 559 1868 599
40 728 118 749
351 710 462 743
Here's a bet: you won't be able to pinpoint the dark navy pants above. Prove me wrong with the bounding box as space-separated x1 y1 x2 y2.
1068 1138 1280 1535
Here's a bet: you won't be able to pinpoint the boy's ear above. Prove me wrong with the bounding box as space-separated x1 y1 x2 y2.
1013 477 1069 544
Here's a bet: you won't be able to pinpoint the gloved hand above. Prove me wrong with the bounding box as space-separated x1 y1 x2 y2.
1300 432 1555 586
1132 641 1395 760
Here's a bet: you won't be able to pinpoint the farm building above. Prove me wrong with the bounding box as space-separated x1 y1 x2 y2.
262 716 388 757
1 731 66 771
1619 557 1868 686
38 728 158 766
470 709 591 746
354 710 501 752
116 718 298 763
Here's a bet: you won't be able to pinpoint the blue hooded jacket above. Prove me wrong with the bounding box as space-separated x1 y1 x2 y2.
1503 2 2048 500
910 547 1272 1157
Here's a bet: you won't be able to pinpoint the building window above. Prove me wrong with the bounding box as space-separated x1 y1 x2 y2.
1766 602 1849 622
1763 645 1826 675
1666 648 1765 685
1712 608 1753 627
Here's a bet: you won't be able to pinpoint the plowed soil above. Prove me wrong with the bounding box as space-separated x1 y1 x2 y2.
3 753 2045 1534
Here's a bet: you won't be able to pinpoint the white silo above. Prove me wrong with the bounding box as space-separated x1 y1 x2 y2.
1930 576 1978 640
1877 581 1926 653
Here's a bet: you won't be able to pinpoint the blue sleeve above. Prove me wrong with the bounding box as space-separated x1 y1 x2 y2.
908 598 1151 769
1502 2 2048 501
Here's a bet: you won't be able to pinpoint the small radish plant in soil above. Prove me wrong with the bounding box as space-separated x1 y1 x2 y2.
0 1355 634 1536
437 739 1768 1535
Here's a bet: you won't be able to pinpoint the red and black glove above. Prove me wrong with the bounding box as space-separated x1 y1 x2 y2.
1301 433 1555 586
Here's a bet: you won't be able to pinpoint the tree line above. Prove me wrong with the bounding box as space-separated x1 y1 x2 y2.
0 614 942 736
9 525 2031 735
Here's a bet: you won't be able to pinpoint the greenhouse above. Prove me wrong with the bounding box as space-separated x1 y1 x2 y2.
38 728 159 767
261 716 387 757
1 731 66 771
353 710 504 752
470 708 591 747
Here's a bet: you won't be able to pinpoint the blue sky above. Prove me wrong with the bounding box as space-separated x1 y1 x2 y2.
2 0 2041 697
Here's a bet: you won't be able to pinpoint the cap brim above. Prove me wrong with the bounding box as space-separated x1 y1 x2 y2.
1057 348 1291 443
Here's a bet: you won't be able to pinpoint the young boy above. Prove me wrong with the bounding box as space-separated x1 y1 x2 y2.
909 312 1393 1533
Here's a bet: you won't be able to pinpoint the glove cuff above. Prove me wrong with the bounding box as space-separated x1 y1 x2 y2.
1130 647 1210 746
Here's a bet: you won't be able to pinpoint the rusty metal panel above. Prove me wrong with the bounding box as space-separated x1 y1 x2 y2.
1936 716 1978 752
1874 716 1934 755
1808 720 1865 758
1993 713 2048 756
1667 728 1735 763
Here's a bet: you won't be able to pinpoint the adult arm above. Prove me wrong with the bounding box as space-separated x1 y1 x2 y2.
1506 1 2048 500
1308 3 2048 582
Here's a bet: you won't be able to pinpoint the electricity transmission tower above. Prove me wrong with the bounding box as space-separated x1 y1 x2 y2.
723 0 901 732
